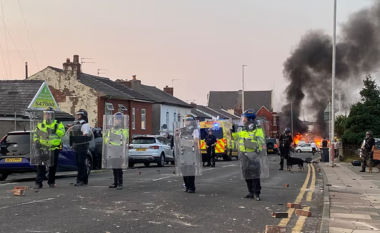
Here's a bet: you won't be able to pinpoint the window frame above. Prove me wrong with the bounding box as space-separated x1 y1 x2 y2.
118 104 127 113
105 103 114 116
141 109 146 130
132 108 136 130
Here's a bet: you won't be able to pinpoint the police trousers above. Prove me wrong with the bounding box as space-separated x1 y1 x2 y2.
36 149 60 185
113 169 123 185
75 145 88 184
245 178 261 196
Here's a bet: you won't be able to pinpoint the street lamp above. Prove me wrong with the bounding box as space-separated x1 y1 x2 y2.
330 0 337 166
242 65 247 112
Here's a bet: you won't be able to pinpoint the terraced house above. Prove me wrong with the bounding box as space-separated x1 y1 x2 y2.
28 55 155 138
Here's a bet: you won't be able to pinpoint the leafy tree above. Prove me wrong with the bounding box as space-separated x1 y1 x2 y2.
341 75 380 145
335 115 348 138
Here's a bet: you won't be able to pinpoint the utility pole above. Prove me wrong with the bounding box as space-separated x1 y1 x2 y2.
242 65 247 112
97 69 107 76
330 0 337 167
291 102 293 139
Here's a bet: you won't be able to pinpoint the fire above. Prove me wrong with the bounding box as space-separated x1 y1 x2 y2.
293 133 302 145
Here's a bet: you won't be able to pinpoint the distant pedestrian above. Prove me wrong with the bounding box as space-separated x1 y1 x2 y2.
311 141 317 155
322 138 328 148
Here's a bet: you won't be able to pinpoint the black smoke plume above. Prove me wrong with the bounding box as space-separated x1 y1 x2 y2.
281 1 380 138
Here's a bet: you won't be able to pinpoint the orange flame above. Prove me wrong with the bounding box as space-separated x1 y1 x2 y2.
293 133 302 145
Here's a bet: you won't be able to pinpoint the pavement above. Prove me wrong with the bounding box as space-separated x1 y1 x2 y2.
319 160 380 233
0 153 323 233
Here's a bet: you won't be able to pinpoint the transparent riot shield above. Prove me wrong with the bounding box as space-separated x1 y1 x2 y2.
236 120 269 180
29 111 55 167
65 123 94 153
102 115 129 169
174 120 202 176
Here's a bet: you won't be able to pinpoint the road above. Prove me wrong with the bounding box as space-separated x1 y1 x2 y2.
0 153 323 233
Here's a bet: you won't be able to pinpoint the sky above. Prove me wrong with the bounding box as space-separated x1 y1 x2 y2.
0 0 374 111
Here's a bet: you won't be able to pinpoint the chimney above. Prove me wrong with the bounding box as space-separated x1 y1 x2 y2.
25 62 28 79
116 79 132 89
163 85 174 96
129 75 141 90
190 102 196 107
63 55 81 79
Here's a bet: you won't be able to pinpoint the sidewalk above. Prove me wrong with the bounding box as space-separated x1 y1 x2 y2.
320 162 380 233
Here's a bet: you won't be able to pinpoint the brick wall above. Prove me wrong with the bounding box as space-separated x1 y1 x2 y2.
256 106 279 138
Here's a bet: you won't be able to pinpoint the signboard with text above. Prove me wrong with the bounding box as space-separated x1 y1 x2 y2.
27 82 60 111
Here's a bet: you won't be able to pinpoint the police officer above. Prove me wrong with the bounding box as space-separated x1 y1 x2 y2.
70 109 92 186
177 115 200 193
360 131 375 172
233 110 264 201
104 112 129 190
204 128 217 167
34 107 65 189
279 128 293 170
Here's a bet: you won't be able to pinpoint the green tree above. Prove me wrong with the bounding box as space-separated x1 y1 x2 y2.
341 75 380 145
335 115 348 138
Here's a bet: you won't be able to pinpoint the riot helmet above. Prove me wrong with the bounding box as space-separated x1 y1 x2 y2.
75 109 88 123
208 128 213 135
241 109 256 125
184 115 194 127
113 112 124 127
366 131 373 138
43 107 55 124
284 127 291 134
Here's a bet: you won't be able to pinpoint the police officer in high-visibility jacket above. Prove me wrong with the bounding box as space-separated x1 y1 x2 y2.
34 107 65 189
103 112 129 190
233 109 266 201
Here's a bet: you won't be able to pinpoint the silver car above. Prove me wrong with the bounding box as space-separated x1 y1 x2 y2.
128 135 174 168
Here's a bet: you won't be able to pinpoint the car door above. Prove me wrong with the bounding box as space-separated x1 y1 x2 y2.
305 144 312 152
158 137 172 159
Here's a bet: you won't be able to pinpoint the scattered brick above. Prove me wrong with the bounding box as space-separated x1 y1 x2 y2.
287 203 301 209
326 184 332 186
283 184 289 187
265 225 286 233
13 189 25 196
271 212 288 218
295 209 312 217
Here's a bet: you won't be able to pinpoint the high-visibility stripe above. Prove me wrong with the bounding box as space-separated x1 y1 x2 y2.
201 141 206 149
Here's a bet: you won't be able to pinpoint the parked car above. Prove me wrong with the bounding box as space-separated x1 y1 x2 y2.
0 130 94 181
266 138 279 154
128 135 175 168
295 143 320 153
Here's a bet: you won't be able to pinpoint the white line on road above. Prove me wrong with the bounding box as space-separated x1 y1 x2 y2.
0 198 55 210
0 182 18 186
152 176 175 181
222 164 237 168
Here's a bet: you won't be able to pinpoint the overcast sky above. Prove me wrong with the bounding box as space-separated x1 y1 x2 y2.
0 0 374 110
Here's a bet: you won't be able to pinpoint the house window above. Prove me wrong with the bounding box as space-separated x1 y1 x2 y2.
166 112 169 128
273 116 277 126
105 103 114 116
141 109 146 130
178 113 181 122
132 108 135 130
118 104 127 113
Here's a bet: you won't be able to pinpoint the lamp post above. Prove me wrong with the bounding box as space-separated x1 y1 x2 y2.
242 65 247 112
291 102 293 139
330 0 337 167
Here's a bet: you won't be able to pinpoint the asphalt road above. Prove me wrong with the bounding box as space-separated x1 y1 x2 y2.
0 153 323 233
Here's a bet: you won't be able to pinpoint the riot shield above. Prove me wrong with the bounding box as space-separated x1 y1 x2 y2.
236 120 269 180
29 112 55 167
102 115 129 169
174 120 202 176
65 123 94 152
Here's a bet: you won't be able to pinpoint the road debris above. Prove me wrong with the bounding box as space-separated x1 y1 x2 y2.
271 212 288 218
287 203 301 209
283 184 289 187
265 225 286 233
295 209 312 217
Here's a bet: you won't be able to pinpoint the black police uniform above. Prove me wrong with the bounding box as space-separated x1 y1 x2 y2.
279 133 292 170
361 136 375 172
205 134 217 167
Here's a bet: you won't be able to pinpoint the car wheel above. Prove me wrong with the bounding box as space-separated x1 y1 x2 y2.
0 173 9 181
170 161 175 165
157 154 165 167
86 155 92 177
128 162 134 168
297 149 301 153
144 162 150 167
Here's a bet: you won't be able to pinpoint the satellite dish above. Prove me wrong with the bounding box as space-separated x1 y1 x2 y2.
162 124 167 129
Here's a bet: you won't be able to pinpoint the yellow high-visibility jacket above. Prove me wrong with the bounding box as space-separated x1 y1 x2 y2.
232 125 264 152
33 120 65 150
104 128 129 145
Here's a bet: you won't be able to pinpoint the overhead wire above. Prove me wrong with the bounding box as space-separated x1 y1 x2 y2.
0 24 8 79
0 10 25 63
0 0 11 79
18 0 39 71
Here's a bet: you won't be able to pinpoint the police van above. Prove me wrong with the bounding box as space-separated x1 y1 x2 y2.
199 120 238 161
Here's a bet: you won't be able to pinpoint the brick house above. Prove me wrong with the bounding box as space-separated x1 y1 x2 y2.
256 106 279 138
28 55 155 138
116 76 193 135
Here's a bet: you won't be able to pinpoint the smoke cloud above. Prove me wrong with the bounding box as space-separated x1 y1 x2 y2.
281 1 380 138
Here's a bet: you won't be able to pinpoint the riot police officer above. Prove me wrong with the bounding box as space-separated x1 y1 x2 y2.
69 109 92 186
233 110 266 201
175 115 201 193
33 107 65 189
279 128 293 170
360 131 375 172
204 128 217 167
104 112 129 190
